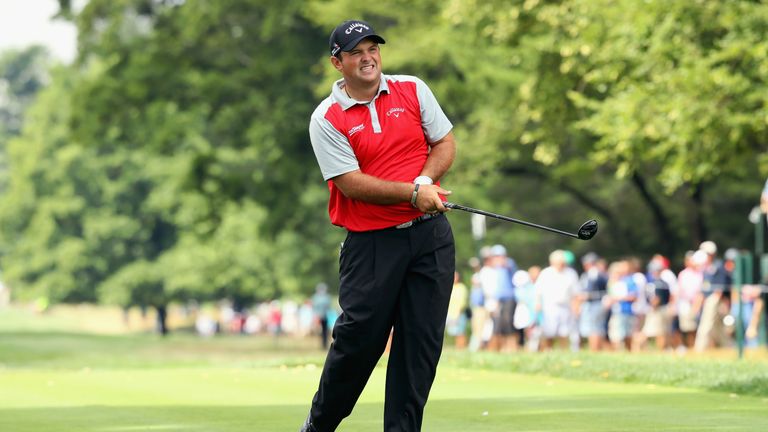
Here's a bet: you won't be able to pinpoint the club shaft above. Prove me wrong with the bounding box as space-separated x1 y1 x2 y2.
444 202 579 239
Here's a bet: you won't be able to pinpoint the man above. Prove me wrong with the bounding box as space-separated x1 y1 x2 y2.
445 271 468 349
468 253 490 352
637 259 672 350
311 282 332 349
535 250 580 350
302 19 457 432
694 241 730 351
575 252 608 351
481 244 518 352
605 260 638 351
676 250 706 349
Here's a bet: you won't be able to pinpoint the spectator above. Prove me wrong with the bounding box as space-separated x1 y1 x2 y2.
298 300 315 338
535 250 580 350
478 246 502 350
488 245 519 352
694 241 731 351
268 300 282 342
676 250 707 350
605 260 638 351
312 283 332 349
628 257 649 348
651 254 679 297
281 300 299 335
563 250 576 268
576 252 609 351
637 259 672 350
446 271 469 349
195 310 217 337
468 254 489 352
513 269 539 351
727 248 761 348
744 286 765 348
650 254 679 346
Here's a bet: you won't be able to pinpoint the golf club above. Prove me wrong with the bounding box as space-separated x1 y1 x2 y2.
443 201 598 241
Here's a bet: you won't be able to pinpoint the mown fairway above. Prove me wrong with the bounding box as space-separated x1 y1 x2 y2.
2 306 768 431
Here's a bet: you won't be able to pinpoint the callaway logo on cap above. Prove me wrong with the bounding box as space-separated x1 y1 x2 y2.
329 20 386 56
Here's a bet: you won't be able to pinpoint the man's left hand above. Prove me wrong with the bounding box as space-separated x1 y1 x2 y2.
414 184 452 214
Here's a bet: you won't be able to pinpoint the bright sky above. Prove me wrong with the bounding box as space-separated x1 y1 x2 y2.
0 0 78 63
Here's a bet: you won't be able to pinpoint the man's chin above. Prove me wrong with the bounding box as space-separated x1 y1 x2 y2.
358 72 380 84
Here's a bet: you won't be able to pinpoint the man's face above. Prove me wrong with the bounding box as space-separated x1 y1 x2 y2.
332 39 381 86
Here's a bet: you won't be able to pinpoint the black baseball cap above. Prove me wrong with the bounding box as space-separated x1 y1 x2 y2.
329 20 386 56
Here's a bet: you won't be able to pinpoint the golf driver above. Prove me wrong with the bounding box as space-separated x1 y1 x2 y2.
443 201 598 241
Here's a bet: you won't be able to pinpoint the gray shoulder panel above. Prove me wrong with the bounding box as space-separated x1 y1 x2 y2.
309 98 359 181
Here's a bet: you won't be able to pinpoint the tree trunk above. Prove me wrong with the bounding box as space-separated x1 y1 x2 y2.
630 172 677 259
155 305 168 336
690 183 707 246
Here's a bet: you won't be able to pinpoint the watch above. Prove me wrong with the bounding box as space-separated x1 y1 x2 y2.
413 175 433 185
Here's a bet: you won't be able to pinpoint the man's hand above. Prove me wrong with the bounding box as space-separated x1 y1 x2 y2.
414 184 452 214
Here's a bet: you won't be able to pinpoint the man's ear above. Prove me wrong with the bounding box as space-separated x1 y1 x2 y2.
330 55 343 72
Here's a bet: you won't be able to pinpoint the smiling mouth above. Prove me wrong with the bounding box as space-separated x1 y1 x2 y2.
361 64 376 72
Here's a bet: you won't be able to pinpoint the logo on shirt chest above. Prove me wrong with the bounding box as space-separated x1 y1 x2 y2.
386 107 405 118
348 123 365 136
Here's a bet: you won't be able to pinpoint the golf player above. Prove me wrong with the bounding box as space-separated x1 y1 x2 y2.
301 19 457 432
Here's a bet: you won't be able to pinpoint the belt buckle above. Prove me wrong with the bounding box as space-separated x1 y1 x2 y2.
395 220 414 229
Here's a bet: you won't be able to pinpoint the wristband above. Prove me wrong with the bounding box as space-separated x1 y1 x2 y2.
413 175 433 185
410 184 420 208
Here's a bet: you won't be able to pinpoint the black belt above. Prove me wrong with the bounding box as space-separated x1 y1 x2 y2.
394 212 441 229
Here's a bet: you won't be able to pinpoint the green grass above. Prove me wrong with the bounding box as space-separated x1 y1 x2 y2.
442 350 768 397
2 306 768 431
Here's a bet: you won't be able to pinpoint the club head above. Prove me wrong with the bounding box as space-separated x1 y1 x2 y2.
577 219 598 240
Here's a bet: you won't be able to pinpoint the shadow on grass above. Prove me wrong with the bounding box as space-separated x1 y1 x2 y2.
2 394 767 432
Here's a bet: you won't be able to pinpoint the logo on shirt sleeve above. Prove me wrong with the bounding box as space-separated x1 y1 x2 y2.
386 107 405 118
348 123 365 136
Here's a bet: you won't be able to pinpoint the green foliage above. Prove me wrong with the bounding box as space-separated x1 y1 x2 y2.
2 0 768 307
304 0 767 265
0 46 52 196
1 0 337 310
0 46 50 137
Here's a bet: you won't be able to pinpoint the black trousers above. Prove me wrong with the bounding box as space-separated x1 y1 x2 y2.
310 214 455 432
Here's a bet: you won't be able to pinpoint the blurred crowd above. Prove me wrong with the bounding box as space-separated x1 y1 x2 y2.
193 282 339 349
445 241 767 353
192 240 767 355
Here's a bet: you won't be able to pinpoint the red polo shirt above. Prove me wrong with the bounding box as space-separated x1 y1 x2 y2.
309 74 452 232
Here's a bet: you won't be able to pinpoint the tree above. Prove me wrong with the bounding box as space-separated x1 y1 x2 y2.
4 0 766 321
2 0 339 333
304 0 767 265
0 46 52 193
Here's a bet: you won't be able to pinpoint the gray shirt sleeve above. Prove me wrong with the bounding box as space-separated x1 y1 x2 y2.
413 76 453 143
309 102 359 181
